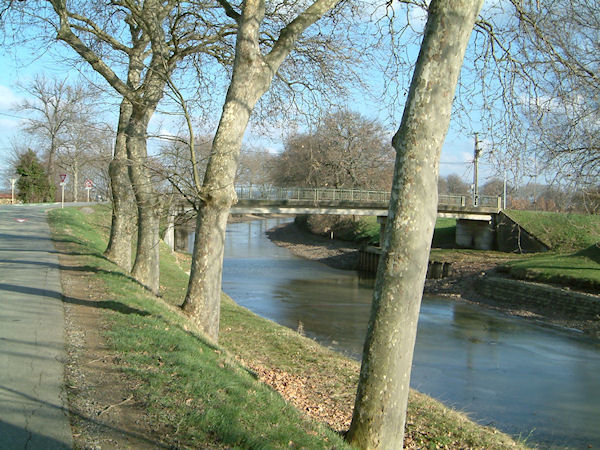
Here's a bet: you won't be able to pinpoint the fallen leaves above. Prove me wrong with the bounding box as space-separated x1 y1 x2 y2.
248 363 353 433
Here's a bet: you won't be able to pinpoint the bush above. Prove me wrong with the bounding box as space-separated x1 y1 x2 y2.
16 149 55 203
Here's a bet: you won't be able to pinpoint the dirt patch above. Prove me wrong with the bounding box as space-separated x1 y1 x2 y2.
266 222 360 270
56 242 167 448
267 222 600 337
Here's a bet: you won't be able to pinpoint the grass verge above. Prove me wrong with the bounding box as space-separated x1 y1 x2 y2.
347 212 600 291
50 206 346 448
502 210 600 291
502 247 600 291
49 205 524 448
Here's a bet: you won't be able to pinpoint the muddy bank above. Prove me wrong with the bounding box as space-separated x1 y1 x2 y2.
266 222 600 338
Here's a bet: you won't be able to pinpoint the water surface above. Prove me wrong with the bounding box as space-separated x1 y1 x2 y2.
211 219 600 448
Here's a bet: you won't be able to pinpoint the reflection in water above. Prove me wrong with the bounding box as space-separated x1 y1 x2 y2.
199 219 600 448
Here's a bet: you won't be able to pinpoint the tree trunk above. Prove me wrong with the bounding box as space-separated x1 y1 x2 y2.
181 68 271 342
105 99 135 271
127 106 161 295
180 0 339 342
72 159 79 202
48 137 58 201
346 1 483 448
181 0 273 341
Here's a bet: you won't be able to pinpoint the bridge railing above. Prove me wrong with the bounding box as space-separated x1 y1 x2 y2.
438 194 501 208
235 186 391 203
235 186 501 209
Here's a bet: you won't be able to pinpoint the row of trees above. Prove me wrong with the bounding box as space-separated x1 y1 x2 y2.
2 0 596 446
11 80 596 216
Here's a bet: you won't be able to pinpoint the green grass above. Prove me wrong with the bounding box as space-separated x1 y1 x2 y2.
49 206 347 448
49 205 524 448
504 209 600 252
501 210 600 290
334 216 457 247
431 218 457 248
503 245 600 291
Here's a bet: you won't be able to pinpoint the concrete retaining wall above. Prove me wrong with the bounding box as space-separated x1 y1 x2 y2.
358 247 452 278
475 276 600 318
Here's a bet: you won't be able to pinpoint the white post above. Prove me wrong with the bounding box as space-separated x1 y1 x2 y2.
10 178 16 204
503 169 507 210
60 182 65 208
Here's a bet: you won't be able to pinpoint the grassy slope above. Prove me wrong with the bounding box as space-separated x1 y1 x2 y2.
49 205 523 448
503 210 600 290
504 210 600 251
335 216 457 247
50 206 347 448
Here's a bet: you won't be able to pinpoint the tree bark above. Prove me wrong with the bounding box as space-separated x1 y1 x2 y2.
181 0 339 342
181 91 266 340
346 1 483 448
181 0 272 341
105 99 135 271
72 159 78 202
127 105 161 295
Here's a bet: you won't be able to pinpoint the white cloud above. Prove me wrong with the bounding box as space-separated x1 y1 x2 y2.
0 116 20 129
0 85 21 110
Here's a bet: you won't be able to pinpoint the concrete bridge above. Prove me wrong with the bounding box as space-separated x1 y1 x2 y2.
166 186 503 251
230 186 501 220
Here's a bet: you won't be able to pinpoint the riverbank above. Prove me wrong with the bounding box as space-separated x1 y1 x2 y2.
49 205 524 448
267 221 600 337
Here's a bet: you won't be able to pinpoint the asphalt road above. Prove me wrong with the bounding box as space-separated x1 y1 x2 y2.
0 203 73 449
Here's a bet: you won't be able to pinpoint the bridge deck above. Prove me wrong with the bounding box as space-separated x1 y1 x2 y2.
229 186 501 220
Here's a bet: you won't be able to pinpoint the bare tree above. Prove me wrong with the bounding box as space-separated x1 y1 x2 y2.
56 118 113 201
15 76 96 198
271 110 395 190
507 0 600 190
181 0 345 342
437 173 471 195
159 134 213 207
7 0 236 292
346 0 483 447
236 147 274 186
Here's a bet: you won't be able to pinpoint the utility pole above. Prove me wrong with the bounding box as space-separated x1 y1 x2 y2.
473 133 482 206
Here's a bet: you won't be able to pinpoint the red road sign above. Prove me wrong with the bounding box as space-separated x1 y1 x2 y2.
84 179 93 188
59 174 67 182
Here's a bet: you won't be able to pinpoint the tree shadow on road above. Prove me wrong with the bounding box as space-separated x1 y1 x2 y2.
0 283 149 317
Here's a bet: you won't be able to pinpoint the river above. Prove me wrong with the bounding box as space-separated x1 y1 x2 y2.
190 218 600 448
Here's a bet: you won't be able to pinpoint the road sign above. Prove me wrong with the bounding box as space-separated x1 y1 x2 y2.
84 179 93 188
59 174 67 182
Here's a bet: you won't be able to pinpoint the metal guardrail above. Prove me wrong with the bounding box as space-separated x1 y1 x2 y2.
235 186 501 209
235 186 391 203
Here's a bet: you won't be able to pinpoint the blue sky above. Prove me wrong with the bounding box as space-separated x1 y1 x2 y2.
0 6 496 191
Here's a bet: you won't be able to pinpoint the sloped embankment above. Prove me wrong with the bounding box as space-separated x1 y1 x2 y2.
495 211 550 253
